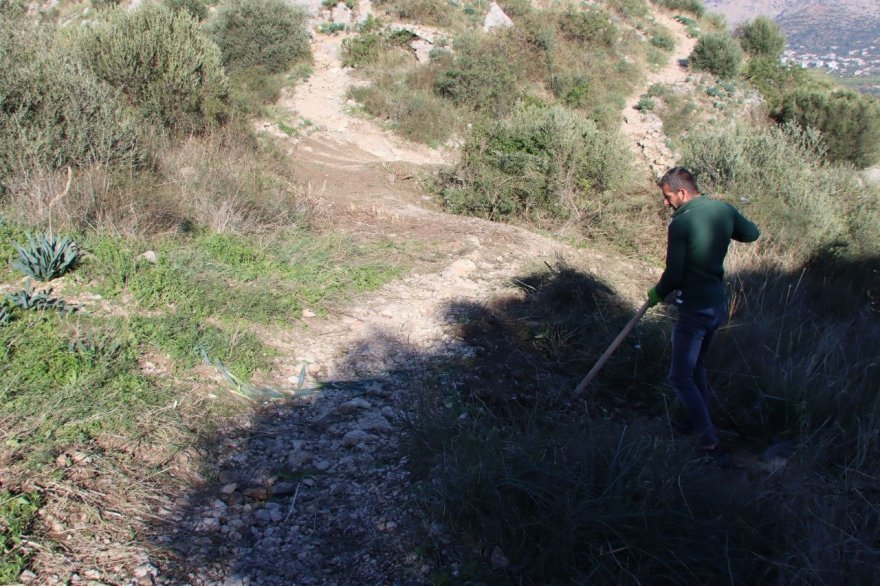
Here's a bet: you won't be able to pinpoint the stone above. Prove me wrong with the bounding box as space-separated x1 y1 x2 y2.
365 382 388 397
483 2 513 32
331 2 351 26
411 39 433 64
356 413 392 433
288 449 313 470
337 397 372 414
490 545 509 570
19 570 38 583
133 563 159 578
244 487 270 501
441 258 478 279
302 309 317 318
220 483 238 495
139 250 158 264
342 429 377 447
271 482 297 497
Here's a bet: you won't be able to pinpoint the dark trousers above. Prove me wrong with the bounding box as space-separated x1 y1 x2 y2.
668 302 727 447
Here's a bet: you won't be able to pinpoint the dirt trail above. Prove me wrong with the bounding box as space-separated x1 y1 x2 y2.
621 11 697 178
159 18 653 586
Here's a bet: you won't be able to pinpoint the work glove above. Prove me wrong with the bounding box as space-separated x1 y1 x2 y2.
647 286 662 308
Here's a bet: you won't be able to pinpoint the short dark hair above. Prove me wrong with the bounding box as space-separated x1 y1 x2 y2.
658 167 699 194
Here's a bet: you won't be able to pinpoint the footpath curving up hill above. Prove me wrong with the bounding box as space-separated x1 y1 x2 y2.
158 6 658 583
3 0 878 582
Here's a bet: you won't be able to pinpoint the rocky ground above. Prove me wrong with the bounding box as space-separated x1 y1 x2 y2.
20 6 691 584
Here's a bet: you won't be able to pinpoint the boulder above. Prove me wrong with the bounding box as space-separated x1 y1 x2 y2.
483 2 513 32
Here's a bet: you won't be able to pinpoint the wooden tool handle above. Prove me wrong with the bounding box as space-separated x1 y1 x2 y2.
573 300 650 395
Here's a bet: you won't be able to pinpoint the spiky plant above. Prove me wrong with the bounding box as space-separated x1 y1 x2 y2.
12 233 80 281
6 283 74 312
0 302 12 326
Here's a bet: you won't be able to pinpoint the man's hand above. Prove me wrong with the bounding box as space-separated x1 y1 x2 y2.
647 287 662 308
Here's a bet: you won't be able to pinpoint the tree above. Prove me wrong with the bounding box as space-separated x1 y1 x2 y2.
689 32 744 79
737 16 786 60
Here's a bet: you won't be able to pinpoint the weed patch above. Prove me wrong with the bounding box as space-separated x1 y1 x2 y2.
0 491 42 582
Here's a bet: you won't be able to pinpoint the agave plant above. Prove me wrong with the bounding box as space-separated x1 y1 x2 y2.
0 302 12 326
12 233 80 281
6 282 74 312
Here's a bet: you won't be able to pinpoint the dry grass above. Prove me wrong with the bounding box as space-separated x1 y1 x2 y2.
2 125 315 237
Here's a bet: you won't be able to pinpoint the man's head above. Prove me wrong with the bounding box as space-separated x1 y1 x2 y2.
657 167 699 209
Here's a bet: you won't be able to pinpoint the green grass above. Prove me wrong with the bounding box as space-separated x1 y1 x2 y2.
0 222 403 477
0 490 41 582
78 230 402 324
0 312 179 470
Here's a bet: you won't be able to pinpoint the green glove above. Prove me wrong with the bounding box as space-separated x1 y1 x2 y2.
647 287 662 308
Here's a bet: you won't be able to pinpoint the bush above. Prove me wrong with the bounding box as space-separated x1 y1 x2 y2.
557 7 617 47
162 0 208 20
206 0 311 74
605 0 648 18
744 57 831 113
737 16 786 60
0 9 143 180
67 3 229 134
779 89 880 168
438 105 632 222
636 97 655 111
653 0 704 17
650 30 675 51
434 45 522 116
349 74 456 144
372 0 460 27
689 32 744 79
681 123 877 258
341 32 386 67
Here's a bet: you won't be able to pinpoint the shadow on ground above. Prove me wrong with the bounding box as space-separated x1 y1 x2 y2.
146 256 880 584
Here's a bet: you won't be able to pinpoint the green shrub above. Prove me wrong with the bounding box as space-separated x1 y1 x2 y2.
206 0 311 74
349 80 456 144
438 104 632 221
605 0 648 18
653 0 704 17
163 0 208 19
736 16 785 60
702 11 727 32
227 66 285 113
373 0 460 27
341 32 385 67
636 97 655 111
650 30 675 51
0 491 41 583
779 89 880 168
744 58 831 114
557 7 617 47
681 123 875 258
434 48 522 116
68 3 229 134
0 10 143 179
689 32 743 78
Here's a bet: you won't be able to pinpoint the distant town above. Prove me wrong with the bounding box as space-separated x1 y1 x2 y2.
782 43 880 95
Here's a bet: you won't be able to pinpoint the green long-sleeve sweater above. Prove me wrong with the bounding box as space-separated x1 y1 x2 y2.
655 195 760 309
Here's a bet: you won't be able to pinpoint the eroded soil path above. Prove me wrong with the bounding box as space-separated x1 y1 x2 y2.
621 11 698 179
157 18 652 586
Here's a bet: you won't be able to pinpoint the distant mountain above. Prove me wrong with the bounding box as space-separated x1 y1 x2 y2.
704 0 880 52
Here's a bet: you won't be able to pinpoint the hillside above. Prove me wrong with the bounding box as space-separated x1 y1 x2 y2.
707 0 880 89
1 0 879 582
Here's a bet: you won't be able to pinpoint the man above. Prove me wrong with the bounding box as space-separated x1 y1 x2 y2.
647 167 760 451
